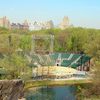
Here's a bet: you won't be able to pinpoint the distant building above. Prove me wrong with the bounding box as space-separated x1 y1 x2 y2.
11 23 18 29
29 21 42 31
0 16 10 29
29 20 54 31
59 16 70 30
29 23 34 31
11 23 23 30
23 20 29 30
11 20 29 30
44 20 54 29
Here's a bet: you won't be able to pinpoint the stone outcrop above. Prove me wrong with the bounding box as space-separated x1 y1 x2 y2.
0 80 24 100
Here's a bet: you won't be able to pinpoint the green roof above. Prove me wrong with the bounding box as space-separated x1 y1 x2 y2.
30 53 91 68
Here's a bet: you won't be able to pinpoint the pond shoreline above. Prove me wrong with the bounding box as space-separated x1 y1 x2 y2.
24 79 92 90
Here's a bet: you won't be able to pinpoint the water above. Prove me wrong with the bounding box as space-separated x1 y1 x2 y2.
25 86 76 100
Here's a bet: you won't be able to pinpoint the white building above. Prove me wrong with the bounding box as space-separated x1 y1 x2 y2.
29 21 42 31
29 20 54 31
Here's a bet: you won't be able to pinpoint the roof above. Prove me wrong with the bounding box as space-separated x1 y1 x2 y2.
30 53 91 68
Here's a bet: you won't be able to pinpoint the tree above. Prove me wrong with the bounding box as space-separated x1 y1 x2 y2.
66 27 89 52
0 53 32 79
19 35 32 53
78 32 100 99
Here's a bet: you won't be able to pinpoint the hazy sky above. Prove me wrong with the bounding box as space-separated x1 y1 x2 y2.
0 0 100 28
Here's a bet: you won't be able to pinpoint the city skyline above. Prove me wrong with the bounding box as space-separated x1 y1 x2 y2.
0 16 70 30
0 0 100 29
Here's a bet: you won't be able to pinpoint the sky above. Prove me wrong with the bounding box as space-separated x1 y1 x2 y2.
0 0 100 28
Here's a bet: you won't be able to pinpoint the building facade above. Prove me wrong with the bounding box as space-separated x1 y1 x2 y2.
0 16 10 29
11 20 29 30
29 20 54 31
59 16 70 30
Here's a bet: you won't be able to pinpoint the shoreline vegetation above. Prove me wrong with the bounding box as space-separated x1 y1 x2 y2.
24 79 94 100
24 79 92 90
24 79 100 100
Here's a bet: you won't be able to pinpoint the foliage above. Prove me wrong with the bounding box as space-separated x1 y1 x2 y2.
0 53 32 80
19 35 32 53
0 27 100 82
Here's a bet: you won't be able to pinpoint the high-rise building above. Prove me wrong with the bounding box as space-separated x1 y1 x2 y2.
23 20 29 30
59 16 69 30
0 16 10 29
11 23 23 30
11 20 29 30
44 20 54 29
29 21 42 31
11 23 18 29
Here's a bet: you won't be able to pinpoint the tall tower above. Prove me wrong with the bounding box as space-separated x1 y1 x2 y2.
59 16 69 30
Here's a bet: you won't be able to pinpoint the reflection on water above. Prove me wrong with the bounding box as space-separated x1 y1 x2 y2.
25 86 76 100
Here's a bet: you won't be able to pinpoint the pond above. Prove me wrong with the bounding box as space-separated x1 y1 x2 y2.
25 86 76 100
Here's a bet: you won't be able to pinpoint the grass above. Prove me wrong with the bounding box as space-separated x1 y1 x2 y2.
24 79 92 90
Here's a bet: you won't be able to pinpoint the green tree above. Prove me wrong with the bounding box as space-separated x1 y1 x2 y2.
0 53 32 79
19 35 32 53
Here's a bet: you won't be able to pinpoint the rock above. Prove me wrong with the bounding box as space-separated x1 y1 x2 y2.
18 98 26 100
0 80 24 100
